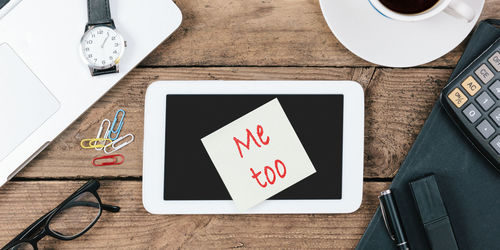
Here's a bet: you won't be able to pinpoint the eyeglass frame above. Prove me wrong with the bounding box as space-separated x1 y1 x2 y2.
2 179 120 250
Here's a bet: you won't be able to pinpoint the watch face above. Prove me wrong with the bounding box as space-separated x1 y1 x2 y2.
80 26 125 69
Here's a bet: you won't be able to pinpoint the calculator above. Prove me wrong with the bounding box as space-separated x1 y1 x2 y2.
441 38 500 171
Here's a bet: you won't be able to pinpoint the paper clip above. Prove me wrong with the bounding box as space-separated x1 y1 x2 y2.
81 138 112 149
104 134 134 154
92 154 125 167
109 109 125 141
95 119 111 151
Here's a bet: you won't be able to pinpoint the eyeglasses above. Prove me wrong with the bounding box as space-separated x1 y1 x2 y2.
2 180 120 250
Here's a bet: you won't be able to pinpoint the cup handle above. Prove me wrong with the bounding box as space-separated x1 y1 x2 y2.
444 0 475 22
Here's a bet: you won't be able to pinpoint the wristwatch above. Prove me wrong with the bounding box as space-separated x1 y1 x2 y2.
79 0 126 76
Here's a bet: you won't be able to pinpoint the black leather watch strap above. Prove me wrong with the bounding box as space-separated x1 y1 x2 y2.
85 0 119 76
92 66 118 76
87 0 114 29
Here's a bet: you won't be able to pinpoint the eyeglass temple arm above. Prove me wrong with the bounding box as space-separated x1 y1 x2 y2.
102 203 120 212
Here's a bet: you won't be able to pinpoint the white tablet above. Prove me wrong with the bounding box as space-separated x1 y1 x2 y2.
143 81 364 214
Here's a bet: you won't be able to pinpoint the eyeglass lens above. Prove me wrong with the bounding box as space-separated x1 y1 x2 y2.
48 192 101 238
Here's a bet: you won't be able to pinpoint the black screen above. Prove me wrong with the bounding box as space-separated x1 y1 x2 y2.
164 95 343 200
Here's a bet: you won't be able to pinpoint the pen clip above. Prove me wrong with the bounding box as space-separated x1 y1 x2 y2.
379 196 396 241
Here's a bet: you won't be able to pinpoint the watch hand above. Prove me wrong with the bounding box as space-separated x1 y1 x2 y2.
101 32 110 48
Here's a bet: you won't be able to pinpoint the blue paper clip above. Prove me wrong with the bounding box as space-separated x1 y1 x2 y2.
109 109 125 141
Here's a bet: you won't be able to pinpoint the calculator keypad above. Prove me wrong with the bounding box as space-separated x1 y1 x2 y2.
448 88 468 108
475 64 494 83
476 120 495 139
441 38 500 169
461 76 481 96
490 108 500 126
476 92 494 111
463 104 481 123
489 52 500 72
490 136 500 154
490 80 500 99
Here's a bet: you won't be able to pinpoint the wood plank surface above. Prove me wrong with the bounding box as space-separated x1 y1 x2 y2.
3 0 499 249
0 181 389 249
18 67 450 179
140 0 500 67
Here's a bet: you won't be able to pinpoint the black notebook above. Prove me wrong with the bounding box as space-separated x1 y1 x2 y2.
356 19 500 250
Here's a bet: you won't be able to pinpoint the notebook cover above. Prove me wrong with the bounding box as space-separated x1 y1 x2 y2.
356 19 500 250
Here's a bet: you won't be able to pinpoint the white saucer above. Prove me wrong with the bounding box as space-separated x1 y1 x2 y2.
319 0 484 67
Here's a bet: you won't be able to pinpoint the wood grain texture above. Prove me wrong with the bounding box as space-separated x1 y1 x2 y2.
3 0 499 249
0 181 389 249
16 67 449 179
364 68 451 177
140 0 500 67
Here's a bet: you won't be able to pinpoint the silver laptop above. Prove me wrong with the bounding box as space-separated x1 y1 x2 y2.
0 0 182 186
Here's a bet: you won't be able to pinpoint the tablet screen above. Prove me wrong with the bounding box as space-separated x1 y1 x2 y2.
164 95 343 200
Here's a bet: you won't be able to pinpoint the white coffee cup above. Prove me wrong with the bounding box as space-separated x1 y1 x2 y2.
368 0 475 22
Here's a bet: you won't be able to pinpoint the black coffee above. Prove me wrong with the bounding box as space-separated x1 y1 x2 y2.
379 0 439 14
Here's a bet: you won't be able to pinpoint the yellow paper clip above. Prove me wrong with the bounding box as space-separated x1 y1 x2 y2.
80 138 112 149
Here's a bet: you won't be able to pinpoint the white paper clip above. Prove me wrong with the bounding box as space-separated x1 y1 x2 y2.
104 134 134 154
95 119 111 151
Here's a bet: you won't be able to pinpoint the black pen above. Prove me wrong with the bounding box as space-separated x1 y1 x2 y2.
379 189 410 250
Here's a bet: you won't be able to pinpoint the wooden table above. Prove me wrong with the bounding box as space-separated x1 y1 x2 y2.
1 0 499 249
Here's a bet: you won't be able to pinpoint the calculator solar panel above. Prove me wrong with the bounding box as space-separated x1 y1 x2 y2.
440 38 500 171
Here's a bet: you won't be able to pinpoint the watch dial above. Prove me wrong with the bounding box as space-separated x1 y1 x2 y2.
80 26 124 69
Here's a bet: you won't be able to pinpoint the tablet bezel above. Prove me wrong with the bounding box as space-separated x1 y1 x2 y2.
143 81 364 214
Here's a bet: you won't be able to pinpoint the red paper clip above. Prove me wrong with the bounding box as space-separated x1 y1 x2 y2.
92 154 124 167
